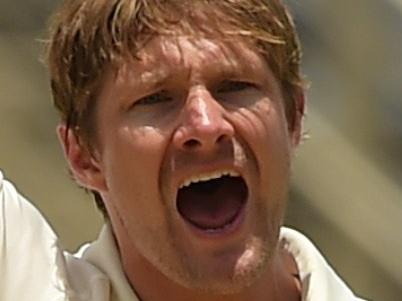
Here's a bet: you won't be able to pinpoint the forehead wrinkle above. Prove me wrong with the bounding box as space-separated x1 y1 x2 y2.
114 54 171 92
174 37 245 84
186 37 267 82
138 36 235 86
225 42 264 77
118 36 266 90
123 37 185 89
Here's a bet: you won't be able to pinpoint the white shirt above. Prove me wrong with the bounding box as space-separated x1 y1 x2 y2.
0 171 367 301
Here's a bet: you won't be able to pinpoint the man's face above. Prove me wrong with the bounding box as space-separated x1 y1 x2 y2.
92 34 300 293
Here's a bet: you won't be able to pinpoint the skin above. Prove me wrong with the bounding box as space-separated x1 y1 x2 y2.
60 33 304 301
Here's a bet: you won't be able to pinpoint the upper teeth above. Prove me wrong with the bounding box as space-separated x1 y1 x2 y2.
179 170 240 189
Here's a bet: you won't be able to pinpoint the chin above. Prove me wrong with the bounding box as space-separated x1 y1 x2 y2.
167 234 273 296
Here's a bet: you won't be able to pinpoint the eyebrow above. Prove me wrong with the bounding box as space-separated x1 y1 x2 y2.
131 57 255 92
136 69 170 90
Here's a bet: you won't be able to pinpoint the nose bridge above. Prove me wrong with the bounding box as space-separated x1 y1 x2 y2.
186 88 219 128
174 87 234 151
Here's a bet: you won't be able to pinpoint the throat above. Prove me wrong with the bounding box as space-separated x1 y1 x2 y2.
177 176 247 230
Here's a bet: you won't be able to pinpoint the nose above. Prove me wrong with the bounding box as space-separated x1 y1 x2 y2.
173 89 234 152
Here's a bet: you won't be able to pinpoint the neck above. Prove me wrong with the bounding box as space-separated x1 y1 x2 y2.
119 239 301 301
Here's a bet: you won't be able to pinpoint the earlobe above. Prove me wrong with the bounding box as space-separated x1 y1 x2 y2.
57 124 108 192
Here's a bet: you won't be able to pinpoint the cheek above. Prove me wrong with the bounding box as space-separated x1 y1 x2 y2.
101 125 170 221
105 125 165 174
256 105 291 185
232 99 290 155
231 99 291 187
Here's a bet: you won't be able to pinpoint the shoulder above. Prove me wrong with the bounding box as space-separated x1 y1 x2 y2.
0 170 68 300
0 170 57 247
0 170 110 301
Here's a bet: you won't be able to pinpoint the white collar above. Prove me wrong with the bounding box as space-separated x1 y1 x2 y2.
280 227 364 301
81 224 140 301
81 225 364 301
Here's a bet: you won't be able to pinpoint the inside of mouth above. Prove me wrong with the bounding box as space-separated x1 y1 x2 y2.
176 176 248 230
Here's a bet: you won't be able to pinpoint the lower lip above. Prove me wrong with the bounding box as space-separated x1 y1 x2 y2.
182 202 247 239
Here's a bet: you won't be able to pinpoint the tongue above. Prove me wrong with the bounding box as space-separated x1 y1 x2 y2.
177 177 245 230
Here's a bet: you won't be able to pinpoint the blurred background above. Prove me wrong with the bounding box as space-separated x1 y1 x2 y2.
0 0 401 300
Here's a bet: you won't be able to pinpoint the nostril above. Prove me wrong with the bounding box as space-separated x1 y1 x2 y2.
182 134 229 150
184 139 201 149
216 134 229 144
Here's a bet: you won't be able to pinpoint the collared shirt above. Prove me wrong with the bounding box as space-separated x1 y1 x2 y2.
0 171 367 301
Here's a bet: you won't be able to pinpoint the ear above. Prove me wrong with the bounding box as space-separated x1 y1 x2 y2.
57 124 108 193
289 88 306 148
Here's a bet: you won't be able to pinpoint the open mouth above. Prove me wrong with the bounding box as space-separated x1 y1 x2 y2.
176 174 248 231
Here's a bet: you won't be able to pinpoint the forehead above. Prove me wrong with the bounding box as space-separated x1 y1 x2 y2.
113 35 272 87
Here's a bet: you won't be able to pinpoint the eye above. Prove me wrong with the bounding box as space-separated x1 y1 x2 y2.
135 90 173 106
215 80 257 94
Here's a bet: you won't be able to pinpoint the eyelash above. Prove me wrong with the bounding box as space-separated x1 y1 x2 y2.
215 80 257 94
136 90 173 106
133 80 256 107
